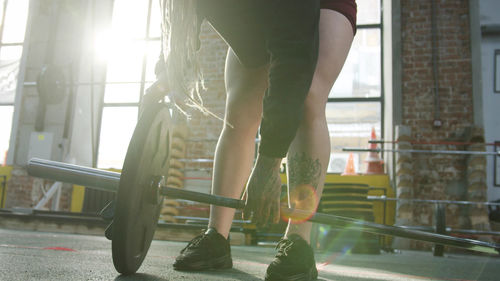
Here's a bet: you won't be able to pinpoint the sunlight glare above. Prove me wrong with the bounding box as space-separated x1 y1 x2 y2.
281 184 319 224
93 29 114 62
2 0 29 43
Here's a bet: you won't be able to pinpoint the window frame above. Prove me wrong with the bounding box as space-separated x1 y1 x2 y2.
495 49 500 93
96 0 161 168
325 1 384 173
95 0 385 170
0 0 26 106
495 141 500 187
0 0 30 165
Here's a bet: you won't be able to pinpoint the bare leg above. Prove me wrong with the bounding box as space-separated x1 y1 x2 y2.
285 9 354 242
207 49 268 238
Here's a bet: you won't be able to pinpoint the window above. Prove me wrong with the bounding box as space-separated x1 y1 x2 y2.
327 0 383 173
96 0 160 168
95 0 384 171
0 0 29 165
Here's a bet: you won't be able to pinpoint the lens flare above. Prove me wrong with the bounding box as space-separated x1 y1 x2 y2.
281 184 319 224
318 223 364 266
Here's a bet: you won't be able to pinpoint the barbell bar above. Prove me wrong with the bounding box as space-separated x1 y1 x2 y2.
367 195 500 206
343 147 500 156
27 158 500 255
178 158 214 163
28 158 120 193
24 81 154 87
368 139 500 147
26 158 215 188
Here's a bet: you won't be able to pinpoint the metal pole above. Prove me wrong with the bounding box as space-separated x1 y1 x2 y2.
160 185 500 255
34 181 62 210
162 186 245 209
161 184 500 255
178 158 214 163
52 181 62 211
23 81 155 87
367 195 500 206
343 147 500 156
27 158 500 255
27 158 120 193
368 139 500 146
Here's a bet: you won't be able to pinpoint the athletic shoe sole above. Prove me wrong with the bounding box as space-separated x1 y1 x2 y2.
265 266 318 281
173 254 233 271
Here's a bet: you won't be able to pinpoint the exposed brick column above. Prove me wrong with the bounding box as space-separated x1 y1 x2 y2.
400 0 480 250
393 125 414 250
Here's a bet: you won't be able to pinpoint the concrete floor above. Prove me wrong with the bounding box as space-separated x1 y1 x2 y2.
1 228 499 281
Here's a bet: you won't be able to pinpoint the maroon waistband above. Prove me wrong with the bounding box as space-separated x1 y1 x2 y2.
320 0 357 34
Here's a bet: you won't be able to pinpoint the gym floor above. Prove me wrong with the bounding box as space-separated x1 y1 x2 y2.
1 228 499 281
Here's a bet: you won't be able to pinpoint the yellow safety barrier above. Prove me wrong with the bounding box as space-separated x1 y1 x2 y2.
0 166 13 208
280 173 395 250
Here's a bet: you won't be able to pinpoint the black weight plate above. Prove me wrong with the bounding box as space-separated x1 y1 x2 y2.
112 103 172 274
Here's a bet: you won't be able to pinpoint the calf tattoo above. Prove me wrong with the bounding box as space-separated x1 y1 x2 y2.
285 152 322 224
288 152 322 190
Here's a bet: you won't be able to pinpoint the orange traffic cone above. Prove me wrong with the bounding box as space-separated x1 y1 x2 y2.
342 153 357 176
365 127 384 174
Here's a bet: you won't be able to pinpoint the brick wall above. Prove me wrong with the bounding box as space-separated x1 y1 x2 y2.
402 0 473 136
401 0 485 249
5 168 34 209
6 167 72 211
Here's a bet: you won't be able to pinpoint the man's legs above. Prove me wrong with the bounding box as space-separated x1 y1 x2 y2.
284 9 354 242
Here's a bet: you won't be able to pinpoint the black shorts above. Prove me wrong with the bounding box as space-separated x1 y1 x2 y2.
197 0 322 157
198 0 356 68
197 0 277 67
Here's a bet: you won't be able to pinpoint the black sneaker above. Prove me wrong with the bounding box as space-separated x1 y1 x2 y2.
173 228 233 271
265 234 318 281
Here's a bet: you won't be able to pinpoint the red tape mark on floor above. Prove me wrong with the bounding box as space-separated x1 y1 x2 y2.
0 244 76 252
43 247 76 252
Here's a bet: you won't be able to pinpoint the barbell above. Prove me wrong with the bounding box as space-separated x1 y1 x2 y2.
343 147 500 156
368 139 500 147
27 103 500 275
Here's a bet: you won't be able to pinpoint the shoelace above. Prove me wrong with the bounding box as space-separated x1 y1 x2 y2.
275 239 294 258
180 233 209 253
